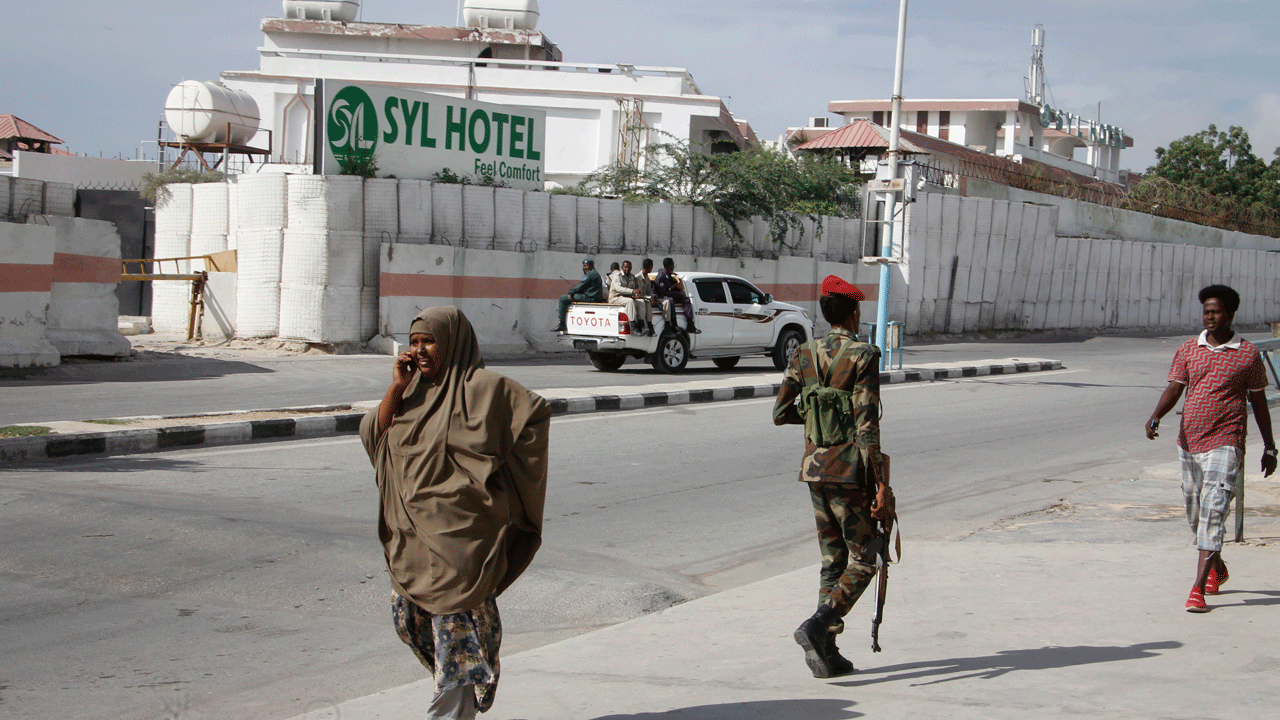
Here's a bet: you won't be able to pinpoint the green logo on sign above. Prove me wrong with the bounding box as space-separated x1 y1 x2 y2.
328 85 378 161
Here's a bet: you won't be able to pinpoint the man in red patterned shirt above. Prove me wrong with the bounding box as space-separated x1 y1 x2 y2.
1146 285 1276 612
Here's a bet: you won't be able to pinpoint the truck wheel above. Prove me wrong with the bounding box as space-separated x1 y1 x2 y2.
587 351 626 371
712 356 740 370
772 328 803 371
650 333 689 373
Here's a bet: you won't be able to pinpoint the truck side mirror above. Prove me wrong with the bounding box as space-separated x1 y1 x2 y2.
765 293 773 304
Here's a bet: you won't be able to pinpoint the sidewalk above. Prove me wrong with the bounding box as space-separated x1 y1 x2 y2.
285 460 1280 720
0 356 1063 464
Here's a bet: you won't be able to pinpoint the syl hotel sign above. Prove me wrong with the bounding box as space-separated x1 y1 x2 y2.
317 80 546 190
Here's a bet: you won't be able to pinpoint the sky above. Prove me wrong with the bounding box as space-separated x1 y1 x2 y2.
5 0 1280 172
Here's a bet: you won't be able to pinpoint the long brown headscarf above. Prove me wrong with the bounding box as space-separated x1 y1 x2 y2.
359 306 550 614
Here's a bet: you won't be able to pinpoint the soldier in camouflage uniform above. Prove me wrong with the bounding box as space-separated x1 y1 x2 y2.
773 275 893 678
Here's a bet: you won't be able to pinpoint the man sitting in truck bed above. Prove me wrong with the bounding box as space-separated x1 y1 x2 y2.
608 260 653 336
553 258 606 333
653 257 700 334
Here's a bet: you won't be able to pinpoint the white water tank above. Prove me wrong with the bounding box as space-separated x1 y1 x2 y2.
164 81 261 145
463 0 539 30
282 0 359 22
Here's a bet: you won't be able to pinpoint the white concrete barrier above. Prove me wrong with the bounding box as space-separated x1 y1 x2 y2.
288 175 363 232
549 194 576 251
10 178 44 220
432 184 463 244
236 173 288 229
522 191 550 251
397 179 432 243
463 185 496 249
0 222 59 367
648 203 672 253
363 178 399 235
623 202 648 253
39 216 130 357
575 196 599 252
599 198 624 252
493 187 523 251
671 204 693 256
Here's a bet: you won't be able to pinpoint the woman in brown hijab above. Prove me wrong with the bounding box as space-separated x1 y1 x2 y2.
360 306 550 719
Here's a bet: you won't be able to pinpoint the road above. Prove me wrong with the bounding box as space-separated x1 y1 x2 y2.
0 336 1218 719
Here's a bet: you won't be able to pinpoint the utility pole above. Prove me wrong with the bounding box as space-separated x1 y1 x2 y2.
874 0 909 369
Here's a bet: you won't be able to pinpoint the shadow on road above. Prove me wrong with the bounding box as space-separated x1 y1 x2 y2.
840 640 1181 687
585 699 860 720
0 353 274 385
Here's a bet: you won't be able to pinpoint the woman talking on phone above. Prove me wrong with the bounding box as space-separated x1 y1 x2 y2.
359 306 550 719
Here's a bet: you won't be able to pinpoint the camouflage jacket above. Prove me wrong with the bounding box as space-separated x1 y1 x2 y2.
773 327 882 485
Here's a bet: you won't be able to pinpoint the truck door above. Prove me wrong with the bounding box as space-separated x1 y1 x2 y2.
727 279 775 349
691 278 734 347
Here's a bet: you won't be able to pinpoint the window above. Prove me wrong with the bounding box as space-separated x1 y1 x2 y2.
727 281 764 305
916 111 929 134
694 280 727 304
872 110 884 126
939 110 950 141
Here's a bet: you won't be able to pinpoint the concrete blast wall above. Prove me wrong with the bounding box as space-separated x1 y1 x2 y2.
171 176 863 350
377 243 875 355
903 192 1280 334
0 215 129 367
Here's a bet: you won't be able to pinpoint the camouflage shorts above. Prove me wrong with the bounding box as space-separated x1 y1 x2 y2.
393 593 502 713
809 482 877 629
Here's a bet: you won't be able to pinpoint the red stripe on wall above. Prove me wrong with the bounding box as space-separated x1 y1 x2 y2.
0 263 54 293
381 273 568 299
53 253 122 284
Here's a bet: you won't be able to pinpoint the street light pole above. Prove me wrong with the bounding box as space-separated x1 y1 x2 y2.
875 0 909 369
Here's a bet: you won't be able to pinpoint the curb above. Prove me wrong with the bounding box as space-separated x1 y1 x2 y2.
0 360 1063 465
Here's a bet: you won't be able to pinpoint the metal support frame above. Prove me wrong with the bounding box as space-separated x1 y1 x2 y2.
874 0 910 371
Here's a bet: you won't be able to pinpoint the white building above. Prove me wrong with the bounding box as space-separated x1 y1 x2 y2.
822 99 1132 185
219 2 750 187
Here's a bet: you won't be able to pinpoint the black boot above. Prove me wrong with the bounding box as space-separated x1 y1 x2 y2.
794 605 841 678
825 632 856 677
686 321 701 334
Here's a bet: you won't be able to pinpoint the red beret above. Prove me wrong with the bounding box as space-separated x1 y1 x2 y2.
821 275 865 301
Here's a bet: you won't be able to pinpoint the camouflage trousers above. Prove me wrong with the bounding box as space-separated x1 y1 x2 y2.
393 593 502 714
808 482 877 633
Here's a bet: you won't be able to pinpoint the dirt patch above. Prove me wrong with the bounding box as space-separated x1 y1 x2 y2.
126 334 370 360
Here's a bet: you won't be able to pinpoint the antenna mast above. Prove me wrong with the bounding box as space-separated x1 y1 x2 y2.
1029 24 1046 105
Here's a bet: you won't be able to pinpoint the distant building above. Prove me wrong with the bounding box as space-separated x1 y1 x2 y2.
218 9 751 187
0 115 66 169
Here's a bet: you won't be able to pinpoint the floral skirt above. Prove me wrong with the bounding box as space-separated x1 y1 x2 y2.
393 593 502 713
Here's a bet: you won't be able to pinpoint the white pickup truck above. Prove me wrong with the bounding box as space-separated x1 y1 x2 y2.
557 271 815 373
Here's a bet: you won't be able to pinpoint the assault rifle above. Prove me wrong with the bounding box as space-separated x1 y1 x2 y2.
870 454 893 653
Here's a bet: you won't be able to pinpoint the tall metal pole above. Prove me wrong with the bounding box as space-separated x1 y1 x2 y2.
875 0 909 369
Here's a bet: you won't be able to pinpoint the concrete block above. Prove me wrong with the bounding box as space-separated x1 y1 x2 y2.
41 217 128 357
599 198 624 252
202 271 237 343
648 203 672 253
432 183 464 244
623 202 648 253
43 181 75 217
0 175 11 218
549 194 577 252
693 206 715 256
522 191 550 251
288 175 364 232
671 204 694 255
462 185 496 249
11 178 45 219
363 178 399 235
575 196 600 251
397 179 432 240
493 187 524 251
236 173 287 229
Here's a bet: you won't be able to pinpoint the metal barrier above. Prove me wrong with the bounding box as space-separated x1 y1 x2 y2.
861 321 903 370
121 255 211 341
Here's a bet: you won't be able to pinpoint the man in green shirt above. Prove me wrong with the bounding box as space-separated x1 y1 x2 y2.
553 258 605 333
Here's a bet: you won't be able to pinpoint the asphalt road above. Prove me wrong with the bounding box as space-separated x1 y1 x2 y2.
0 331 1218 425
0 335 1248 720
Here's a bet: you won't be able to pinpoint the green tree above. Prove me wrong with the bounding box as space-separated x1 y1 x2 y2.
1147 124 1279 208
570 134 862 248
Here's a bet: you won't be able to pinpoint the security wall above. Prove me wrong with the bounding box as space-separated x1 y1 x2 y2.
161 175 867 349
900 192 1280 334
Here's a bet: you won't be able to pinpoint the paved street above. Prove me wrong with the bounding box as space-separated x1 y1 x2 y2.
0 335 1275 719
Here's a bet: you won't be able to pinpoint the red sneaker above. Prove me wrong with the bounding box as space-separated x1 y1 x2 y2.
1186 587 1209 613
1205 564 1229 594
